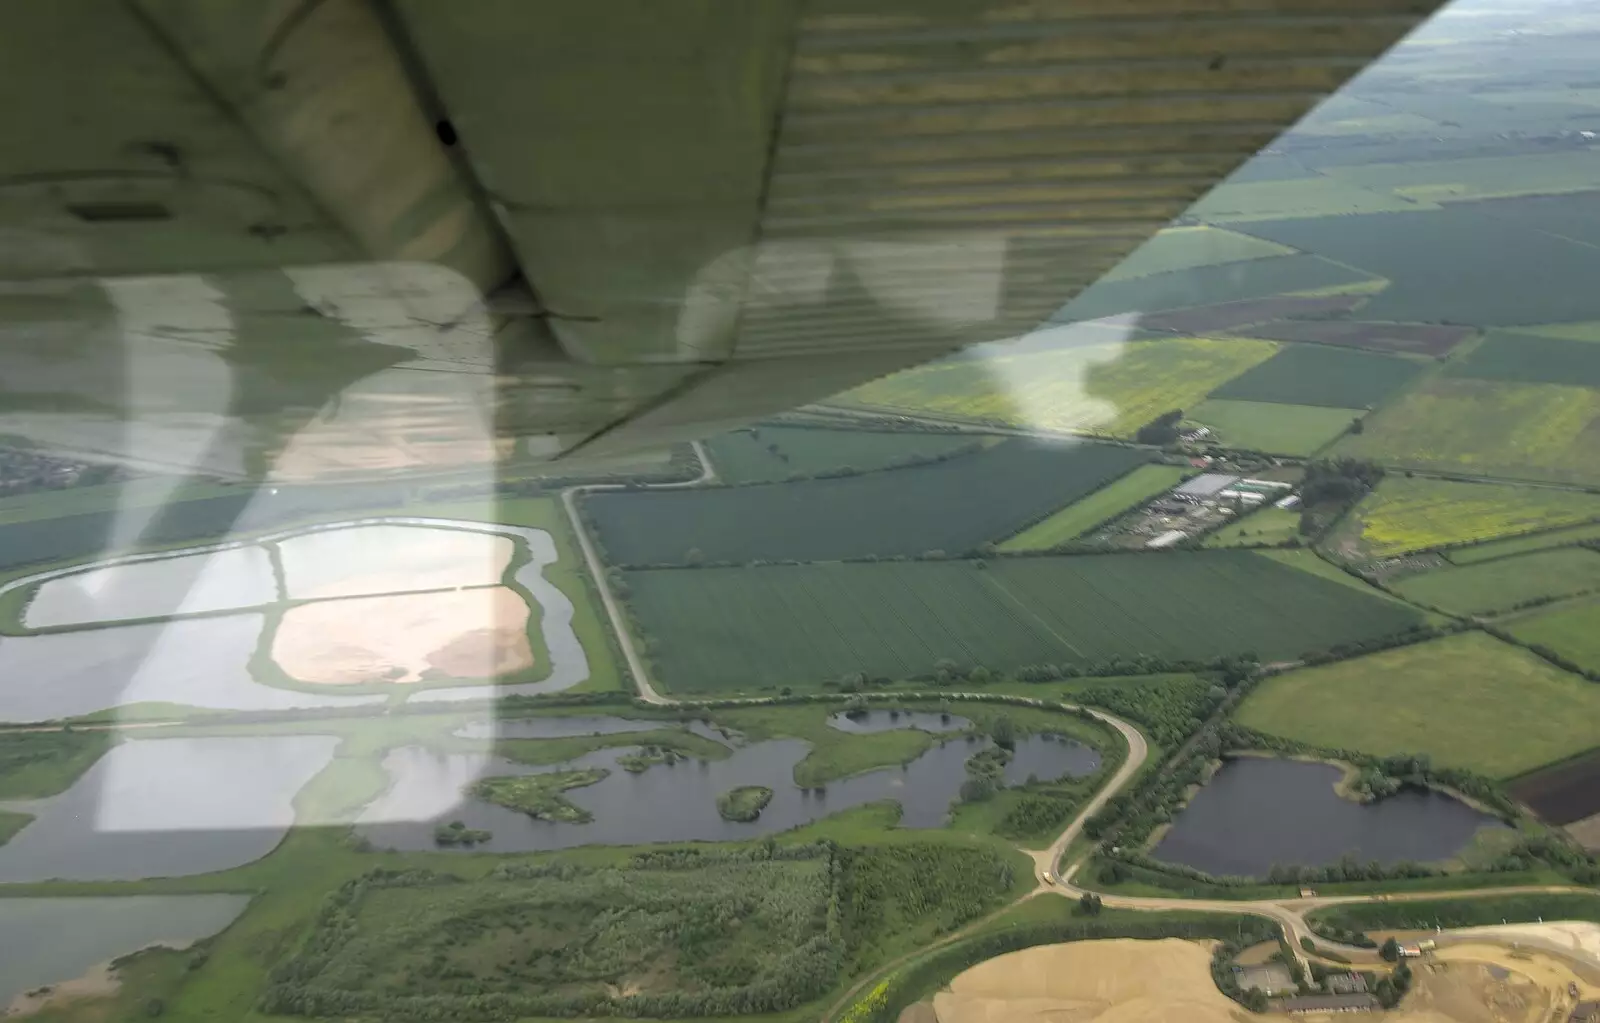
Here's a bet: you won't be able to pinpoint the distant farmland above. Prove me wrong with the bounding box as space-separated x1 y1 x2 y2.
1135 295 1363 335
1189 399 1359 456
702 425 980 485
585 440 1147 566
1000 464 1190 551
1391 548 1600 617
622 551 1424 693
1234 320 1471 357
1234 207 1600 326
1335 377 1600 486
1055 254 1373 322
1443 332 1600 389
1207 344 1423 409
839 337 1279 438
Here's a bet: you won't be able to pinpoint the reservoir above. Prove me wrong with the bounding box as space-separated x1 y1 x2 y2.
1151 757 1505 877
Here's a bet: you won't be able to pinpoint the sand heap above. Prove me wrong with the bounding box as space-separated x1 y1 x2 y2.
272 587 534 684
930 938 1251 1023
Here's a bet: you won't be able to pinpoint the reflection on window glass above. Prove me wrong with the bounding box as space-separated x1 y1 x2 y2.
1 1 1598 1021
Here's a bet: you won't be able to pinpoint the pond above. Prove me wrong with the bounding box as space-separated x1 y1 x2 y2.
356 731 1100 852
0 895 249 1008
0 615 382 722
21 545 277 628
1150 757 1506 878
0 735 339 881
826 710 972 734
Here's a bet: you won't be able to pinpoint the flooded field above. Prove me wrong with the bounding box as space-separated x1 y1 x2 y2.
826 710 972 733
0 615 382 722
275 524 511 599
0 516 595 715
0 895 249 1012
273 586 533 684
357 732 1098 852
0 735 338 881
19 546 276 628
1152 757 1504 877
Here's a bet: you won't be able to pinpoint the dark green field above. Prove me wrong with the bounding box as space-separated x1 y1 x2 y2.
1207 344 1424 409
1052 253 1373 322
624 551 1425 692
1444 331 1600 388
1234 207 1600 326
585 440 1148 566
703 425 981 485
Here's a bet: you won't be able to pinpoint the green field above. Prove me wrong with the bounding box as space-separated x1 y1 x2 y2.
1188 399 1360 455
1307 893 1600 939
1205 507 1303 548
1100 225 1293 281
840 337 1280 439
0 730 113 799
1325 150 1600 203
1207 344 1424 410
703 425 982 485
624 551 1424 693
1235 632 1600 778
1326 475 1600 560
1447 521 1600 565
1190 175 1431 221
1335 377 1600 487
1443 331 1600 388
1391 548 1600 616
586 439 1148 565
999 465 1189 550
1505 599 1600 674
1058 254 1373 320
1235 206 1600 326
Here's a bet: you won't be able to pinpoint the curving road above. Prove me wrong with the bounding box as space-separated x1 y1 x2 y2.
554 433 1600 1018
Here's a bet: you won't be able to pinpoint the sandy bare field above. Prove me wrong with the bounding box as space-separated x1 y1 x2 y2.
5 961 118 1018
272 587 533 684
930 938 1251 1023
276 525 513 599
1568 812 1600 851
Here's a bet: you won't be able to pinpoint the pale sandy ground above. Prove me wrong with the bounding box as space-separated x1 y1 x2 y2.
5 961 117 1018
276 526 513 599
929 938 1252 1023
272 587 533 684
1567 812 1600 851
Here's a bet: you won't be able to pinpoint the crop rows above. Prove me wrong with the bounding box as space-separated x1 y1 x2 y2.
624 551 1423 693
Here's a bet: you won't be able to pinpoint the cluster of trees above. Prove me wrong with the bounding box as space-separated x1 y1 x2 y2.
264 853 846 1020
1299 622 1453 667
1135 408 1186 445
1073 675 1231 750
1312 893 1600 940
835 843 1016 976
1296 457 1384 536
998 793 1077 839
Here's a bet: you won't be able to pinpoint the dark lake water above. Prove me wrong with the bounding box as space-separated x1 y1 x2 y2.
826 710 972 734
357 731 1100 852
0 895 249 1005
0 735 339 882
1150 757 1505 877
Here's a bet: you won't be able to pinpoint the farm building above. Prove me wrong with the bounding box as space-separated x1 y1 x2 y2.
1276 494 1303 510
1218 489 1268 506
1173 473 1240 503
1280 992 1380 1013
1146 529 1188 549
1326 973 1368 995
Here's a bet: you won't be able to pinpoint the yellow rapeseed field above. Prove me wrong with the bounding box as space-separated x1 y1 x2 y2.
841 337 1279 438
1336 475 1600 559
